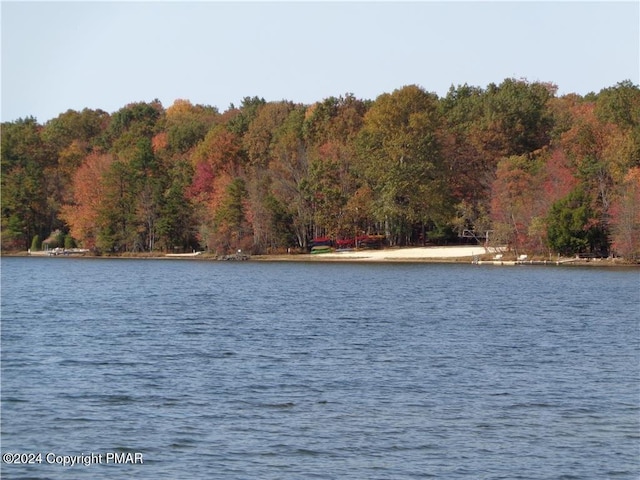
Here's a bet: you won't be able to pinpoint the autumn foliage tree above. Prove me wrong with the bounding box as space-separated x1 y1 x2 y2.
356 85 446 245
59 152 114 249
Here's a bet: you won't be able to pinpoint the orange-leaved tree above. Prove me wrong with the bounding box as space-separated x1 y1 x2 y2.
59 151 114 249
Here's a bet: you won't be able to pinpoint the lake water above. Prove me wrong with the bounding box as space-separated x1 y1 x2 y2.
1 257 638 479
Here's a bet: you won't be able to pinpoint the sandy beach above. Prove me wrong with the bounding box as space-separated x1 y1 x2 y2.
319 245 488 261
251 245 492 262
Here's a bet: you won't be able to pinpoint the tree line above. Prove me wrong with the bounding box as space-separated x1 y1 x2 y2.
2 79 639 259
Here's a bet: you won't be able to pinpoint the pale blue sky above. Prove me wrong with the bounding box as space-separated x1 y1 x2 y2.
1 1 638 123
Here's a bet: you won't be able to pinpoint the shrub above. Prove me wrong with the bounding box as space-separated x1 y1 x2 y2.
30 235 42 251
64 235 76 249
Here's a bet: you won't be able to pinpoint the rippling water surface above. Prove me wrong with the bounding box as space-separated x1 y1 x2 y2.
1 257 638 479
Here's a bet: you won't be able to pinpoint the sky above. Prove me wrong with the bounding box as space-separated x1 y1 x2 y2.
1 1 639 123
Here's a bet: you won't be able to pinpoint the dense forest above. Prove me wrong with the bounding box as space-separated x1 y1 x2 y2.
2 79 639 260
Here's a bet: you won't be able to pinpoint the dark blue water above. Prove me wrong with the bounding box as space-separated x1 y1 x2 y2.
1 257 638 479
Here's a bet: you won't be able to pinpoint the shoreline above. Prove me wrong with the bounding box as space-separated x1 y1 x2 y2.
4 245 637 267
